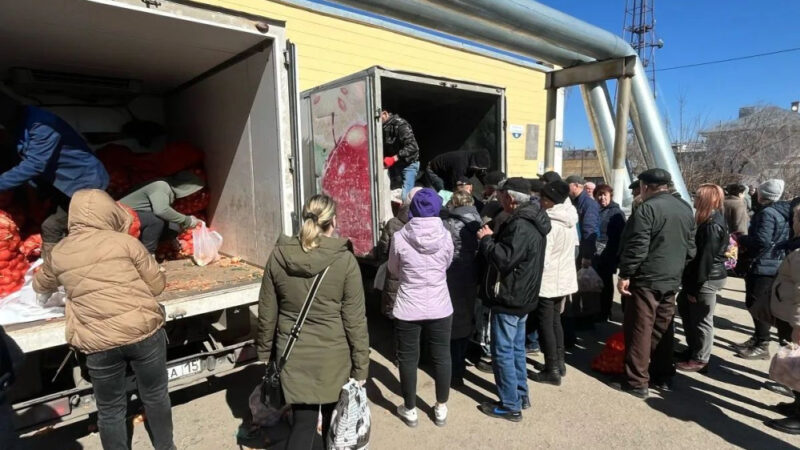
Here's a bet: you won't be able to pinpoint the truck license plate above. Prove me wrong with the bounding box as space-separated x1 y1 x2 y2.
167 359 202 381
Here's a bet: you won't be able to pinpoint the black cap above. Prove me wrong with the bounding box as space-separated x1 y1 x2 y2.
542 180 570 204
456 176 472 186
539 171 562 183
484 170 506 187
638 168 672 185
528 179 545 193
629 180 640 190
565 175 586 185
499 177 531 193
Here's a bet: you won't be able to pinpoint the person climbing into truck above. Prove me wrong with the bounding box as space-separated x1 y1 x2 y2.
119 170 205 253
381 108 420 202
0 88 109 258
426 149 491 193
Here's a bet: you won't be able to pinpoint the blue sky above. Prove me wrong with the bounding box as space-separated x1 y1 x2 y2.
536 0 800 148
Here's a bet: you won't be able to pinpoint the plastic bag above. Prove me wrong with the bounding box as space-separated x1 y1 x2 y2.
327 379 370 450
577 267 604 293
0 259 66 326
373 262 387 292
769 344 800 392
191 223 223 266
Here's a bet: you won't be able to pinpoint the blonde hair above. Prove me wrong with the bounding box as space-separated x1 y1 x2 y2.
450 190 474 208
300 194 336 252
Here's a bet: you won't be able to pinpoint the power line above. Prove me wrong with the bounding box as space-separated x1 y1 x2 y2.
658 46 800 72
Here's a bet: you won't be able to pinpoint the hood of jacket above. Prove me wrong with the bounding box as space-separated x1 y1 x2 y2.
512 202 552 236
273 235 352 277
68 189 132 234
769 200 792 222
449 205 481 223
402 217 450 255
547 202 578 228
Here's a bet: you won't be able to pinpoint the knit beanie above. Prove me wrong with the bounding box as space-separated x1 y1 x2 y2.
409 188 442 219
758 179 784 202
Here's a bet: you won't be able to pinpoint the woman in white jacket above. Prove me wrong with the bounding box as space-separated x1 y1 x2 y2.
531 180 579 385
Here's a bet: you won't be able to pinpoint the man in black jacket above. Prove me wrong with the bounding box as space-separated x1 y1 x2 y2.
476 177 551 421
381 109 420 202
611 169 696 399
427 149 491 192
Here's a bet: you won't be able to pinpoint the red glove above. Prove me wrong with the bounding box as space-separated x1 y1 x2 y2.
383 156 397 168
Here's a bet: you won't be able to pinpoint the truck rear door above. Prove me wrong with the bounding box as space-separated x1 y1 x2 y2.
300 74 379 257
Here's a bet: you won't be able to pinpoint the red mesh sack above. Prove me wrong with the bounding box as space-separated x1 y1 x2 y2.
591 331 626 374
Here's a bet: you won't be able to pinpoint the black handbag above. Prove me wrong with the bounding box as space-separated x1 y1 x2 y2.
261 266 330 409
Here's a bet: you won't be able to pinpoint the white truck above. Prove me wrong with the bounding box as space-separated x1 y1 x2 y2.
1 0 509 431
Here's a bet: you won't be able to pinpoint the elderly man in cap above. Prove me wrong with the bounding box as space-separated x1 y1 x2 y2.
476 177 550 421
611 168 696 399
566 175 600 269
119 170 205 253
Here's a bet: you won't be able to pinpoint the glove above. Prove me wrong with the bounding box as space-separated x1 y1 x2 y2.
36 292 52 307
383 156 397 168
187 215 201 229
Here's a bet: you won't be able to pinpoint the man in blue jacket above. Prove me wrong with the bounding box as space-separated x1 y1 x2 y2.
566 175 600 268
0 92 109 254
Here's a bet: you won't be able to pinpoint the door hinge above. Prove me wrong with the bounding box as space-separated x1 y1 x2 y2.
283 50 291 67
142 0 162 8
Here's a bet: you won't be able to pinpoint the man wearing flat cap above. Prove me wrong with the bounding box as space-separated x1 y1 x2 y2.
611 168 696 399
476 177 551 421
566 175 600 269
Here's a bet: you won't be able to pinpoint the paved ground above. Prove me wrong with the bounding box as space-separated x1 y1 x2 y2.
20 277 800 449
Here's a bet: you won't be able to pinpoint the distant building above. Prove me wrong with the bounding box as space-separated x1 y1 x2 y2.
562 149 605 184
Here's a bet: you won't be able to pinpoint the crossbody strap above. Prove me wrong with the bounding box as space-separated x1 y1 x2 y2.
277 266 330 372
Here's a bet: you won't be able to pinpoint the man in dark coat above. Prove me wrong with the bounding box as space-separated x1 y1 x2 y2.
611 169 696 399
0 91 109 255
476 177 551 421
566 175 600 268
381 109 420 202
427 149 491 192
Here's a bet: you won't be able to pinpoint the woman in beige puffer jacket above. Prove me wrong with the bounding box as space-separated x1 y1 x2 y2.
33 189 174 450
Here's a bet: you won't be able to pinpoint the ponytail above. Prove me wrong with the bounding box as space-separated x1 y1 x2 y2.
299 195 337 252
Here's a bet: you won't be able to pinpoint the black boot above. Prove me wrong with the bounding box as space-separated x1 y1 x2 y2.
532 368 562 386
558 353 567 377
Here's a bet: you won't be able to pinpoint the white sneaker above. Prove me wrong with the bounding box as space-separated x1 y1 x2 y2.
396 405 418 428
434 403 447 427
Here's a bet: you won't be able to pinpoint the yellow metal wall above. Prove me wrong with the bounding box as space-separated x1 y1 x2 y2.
202 0 548 176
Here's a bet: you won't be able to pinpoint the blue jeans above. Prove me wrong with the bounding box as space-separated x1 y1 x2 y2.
491 312 528 411
390 161 419 202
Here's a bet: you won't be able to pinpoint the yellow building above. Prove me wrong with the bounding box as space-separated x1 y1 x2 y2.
199 0 558 177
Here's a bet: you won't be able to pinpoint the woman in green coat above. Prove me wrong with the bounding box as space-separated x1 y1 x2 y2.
257 194 370 449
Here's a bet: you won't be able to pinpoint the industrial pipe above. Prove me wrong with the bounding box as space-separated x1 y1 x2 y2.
544 88 557 171
612 76 632 205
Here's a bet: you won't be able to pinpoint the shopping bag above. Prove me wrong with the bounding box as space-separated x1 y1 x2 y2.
327 379 370 450
249 381 289 427
373 262 387 292
591 331 625 374
192 223 223 266
577 267 604 293
769 344 800 392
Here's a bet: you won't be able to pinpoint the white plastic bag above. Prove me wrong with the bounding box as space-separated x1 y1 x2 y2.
327 379 370 450
577 267 604 293
372 262 387 291
192 223 223 266
769 344 800 392
0 259 66 326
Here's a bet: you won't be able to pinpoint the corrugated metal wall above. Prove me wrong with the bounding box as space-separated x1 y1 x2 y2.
202 0 548 176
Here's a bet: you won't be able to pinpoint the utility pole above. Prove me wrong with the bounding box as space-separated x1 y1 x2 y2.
623 0 663 97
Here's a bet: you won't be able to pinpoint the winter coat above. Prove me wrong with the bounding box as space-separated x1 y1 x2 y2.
618 191 696 292
594 201 626 274
771 239 800 328
739 201 791 277
389 217 454 322
724 195 749 235
428 149 491 191
444 205 481 339
120 180 193 228
382 114 419 164
572 190 600 260
682 210 728 296
256 235 369 405
479 202 551 316
539 202 579 299
33 189 165 353
0 107 109 197
377 205 410 318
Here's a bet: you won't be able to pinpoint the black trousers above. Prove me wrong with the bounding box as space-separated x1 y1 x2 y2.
536 296 565 369
450 337 469 384
137 211 167 253
623 287 676 389
395 316 452 409
745 274 775 343
85 329 174 450
287 403 335 450
598 268 615 319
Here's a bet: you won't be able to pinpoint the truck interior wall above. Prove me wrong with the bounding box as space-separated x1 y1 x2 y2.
380 78 502 174
167 44 281 266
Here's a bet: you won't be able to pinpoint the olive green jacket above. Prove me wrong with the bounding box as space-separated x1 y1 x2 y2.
257 235 369 404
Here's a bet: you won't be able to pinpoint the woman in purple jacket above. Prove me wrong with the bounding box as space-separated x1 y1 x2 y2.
389 188 454 428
